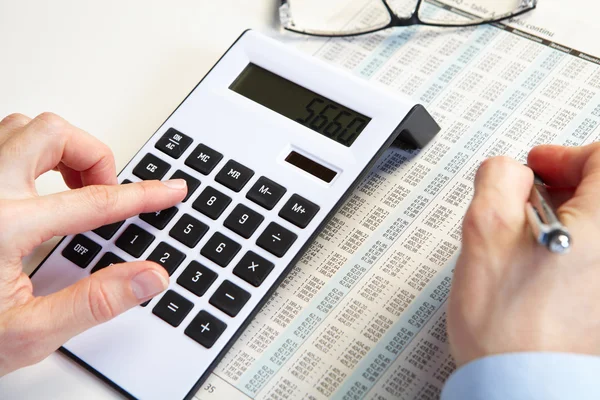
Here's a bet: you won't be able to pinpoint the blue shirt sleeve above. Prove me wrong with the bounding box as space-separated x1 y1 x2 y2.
441 352 600 400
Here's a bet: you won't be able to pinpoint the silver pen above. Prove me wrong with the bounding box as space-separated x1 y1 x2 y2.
525 171 571 254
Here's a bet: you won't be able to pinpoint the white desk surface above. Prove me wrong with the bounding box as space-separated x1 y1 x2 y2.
0 1 281 399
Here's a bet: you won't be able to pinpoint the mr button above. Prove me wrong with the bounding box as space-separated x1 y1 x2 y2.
215 160 254 192
278 194 320 229
62 234 102 268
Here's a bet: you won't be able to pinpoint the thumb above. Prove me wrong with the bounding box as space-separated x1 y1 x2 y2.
33 261 168 350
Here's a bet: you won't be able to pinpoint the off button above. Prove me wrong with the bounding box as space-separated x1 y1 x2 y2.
61 234 102 269
278 194 320 229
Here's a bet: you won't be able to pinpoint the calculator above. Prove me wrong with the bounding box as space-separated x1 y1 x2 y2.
30 30 439 399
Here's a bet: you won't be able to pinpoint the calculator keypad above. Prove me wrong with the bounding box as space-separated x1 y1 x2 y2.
214 160 254 192
58 130 324 353
132 153 170 181
201 232 241 267
155 128 193 159
193 186 231 220
209 280 250 317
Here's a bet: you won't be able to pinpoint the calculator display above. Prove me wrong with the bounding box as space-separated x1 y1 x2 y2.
229 63 371 147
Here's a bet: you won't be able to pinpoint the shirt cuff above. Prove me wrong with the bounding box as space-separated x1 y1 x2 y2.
441 352 600 400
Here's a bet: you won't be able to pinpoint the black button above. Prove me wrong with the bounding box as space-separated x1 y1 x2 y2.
223 204 264 239
154 128 193 159
62 234 101 268
147 242 186 275
169 214 208 248
169 169 200 202
132 153 170 181
92 220 125 240
192 186 231 220
200 232 241 267
139 206 178 230
177 261 218 297
256 222 297 258
233 251 274 287
184 310 227 348
214 160 254 192
278 194 320 229
209 280 250 317
115 224 155 258
122 179 132 184
185 144 223 175
246 177 286 210
152 290 193 327
91 252 124 273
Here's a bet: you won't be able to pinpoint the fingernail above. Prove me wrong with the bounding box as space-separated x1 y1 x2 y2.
131 270 168 300
162 179 187 190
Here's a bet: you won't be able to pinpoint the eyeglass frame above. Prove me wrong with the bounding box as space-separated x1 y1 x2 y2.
279 0 538 37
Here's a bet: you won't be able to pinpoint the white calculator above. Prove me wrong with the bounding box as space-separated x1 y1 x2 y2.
30 30 439 399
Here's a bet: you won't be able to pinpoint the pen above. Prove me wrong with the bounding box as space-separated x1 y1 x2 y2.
525 170 571 254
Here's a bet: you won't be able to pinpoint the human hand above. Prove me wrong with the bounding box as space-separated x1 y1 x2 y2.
0 113 186 376
447 143 600 367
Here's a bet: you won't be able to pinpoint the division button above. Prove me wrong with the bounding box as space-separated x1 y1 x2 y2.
214 160 254 192
278 194 320 229
152 290 194 327
185 310 227 348
233 251 274 287
246 176 286 210
256 222 297 258
209 280 251 317
61 234 101 269
154 128 193 159
132 153 170 181
185 143 223 175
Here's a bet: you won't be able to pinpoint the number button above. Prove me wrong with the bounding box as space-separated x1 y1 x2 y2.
91 252 125 273
192 186 231 220
177 261 217 297
233 251 274 287
223 204 264 239
256 222 297 258
214 160 254 192
185 310 227 348
200 232 241 267
132 153 170 181
168 170 200 202
147 242 186 275
169 214 208 248
208 280 250 317
62 234 101 269
154 128 193 159
184 143 223 175
93 220 125 240
246 176 286 210
139 206 178 230
278 194 320 229
115 224 155 258
152 290 193 327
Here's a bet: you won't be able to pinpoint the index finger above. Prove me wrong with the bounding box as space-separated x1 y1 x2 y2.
0 113 117 194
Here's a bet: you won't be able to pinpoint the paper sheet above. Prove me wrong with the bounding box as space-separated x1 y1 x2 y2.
196 1 600 398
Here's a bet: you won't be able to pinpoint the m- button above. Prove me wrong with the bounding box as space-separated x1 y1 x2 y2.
215 160 254 192
278 194 320 229
246 176 286 210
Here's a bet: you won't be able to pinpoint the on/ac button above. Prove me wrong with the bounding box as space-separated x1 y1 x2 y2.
278 194 320 229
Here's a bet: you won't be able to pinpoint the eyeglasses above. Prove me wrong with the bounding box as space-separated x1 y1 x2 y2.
278 0 537 37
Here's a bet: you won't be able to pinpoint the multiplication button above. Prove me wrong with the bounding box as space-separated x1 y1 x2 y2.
154 128 193 159
233 251 274 287
278 194 320 229
61 234 101 269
